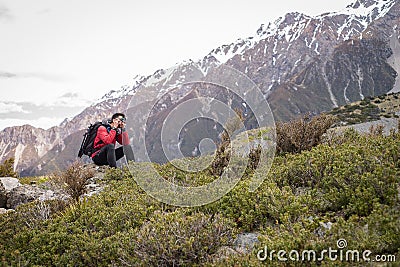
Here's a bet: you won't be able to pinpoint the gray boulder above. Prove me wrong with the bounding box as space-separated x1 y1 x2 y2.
6 185 45 209
0 177 21 208
0 208 8 214
6 185 69 209
233 232 260 253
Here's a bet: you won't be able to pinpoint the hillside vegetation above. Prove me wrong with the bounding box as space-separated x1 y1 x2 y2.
0 116 399 266
329 92 400 125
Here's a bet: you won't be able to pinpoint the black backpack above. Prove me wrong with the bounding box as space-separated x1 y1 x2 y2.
78 122 106 158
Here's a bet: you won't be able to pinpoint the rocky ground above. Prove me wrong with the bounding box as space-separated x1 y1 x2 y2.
331 117 399 135
0 164 109 214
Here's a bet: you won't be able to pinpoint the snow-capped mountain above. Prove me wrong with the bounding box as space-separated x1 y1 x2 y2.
225 0 399 119
1 0 399 175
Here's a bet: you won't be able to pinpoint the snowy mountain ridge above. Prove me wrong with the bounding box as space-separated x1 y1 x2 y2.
98 0 396 105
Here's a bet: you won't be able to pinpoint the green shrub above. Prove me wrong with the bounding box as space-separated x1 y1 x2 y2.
0 157 18 177
272 135 399 217
18 176 49 185
103 165 132 181
114 211 235 266
360 98 371 106
1 177 162 266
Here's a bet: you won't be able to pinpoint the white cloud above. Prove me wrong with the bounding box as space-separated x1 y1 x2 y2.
55 92 93 107
0 4 12 20
0 74 94 107
0 100 88 131
0 102 29 114
0 117 64 131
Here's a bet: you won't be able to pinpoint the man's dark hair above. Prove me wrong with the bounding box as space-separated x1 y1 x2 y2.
111 113 126 120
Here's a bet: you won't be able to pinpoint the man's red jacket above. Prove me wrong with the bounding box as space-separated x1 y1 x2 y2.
91 125 130 158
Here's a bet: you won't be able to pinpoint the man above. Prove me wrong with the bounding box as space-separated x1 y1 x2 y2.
91 112 135 167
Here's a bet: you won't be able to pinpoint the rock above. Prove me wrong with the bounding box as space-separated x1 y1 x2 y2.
83 163 108 176
6 185 45 209
0 177 21 190
233 232 260 254
212 246 239 263
6 185 69 209
83 182 105 198
0 177 21 208
3 164 107 209
332 118 399 136
81 165 108 198
0 208 8 214
316 221 333 237
320 221 333 230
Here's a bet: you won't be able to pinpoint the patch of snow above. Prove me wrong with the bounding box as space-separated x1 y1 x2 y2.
343 80 351 103
36 144 50 158
332 0 396 40
322 70 338 107
268 84 274 91
97 74 146 103
145 67 175 87
273 39 278 54
13 144 25 171
309 23 321 48
314 42 320 55
209 39 256 64
0 142 9 160
294 57 302 67
357 66 365 99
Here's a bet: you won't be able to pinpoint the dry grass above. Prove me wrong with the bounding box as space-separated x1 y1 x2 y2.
51 161 95 201
276 113 336 154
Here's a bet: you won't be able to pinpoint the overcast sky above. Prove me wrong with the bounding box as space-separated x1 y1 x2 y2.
0 0 355 131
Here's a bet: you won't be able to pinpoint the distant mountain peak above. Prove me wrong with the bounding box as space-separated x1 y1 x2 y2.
348 0 394 9
98 74 146 102
340 0 395 17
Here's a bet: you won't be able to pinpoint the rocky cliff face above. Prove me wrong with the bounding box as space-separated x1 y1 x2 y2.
1 0 399 175
0 125 60 174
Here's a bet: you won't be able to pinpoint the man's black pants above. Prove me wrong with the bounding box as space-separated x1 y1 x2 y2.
92 144 135 167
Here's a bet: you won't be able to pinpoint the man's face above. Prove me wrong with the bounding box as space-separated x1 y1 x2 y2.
116 116 126 127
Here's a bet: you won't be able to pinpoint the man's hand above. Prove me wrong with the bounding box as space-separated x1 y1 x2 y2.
110 119 120 129
119 121 126 130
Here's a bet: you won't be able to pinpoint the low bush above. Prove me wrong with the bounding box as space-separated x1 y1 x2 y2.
115 211 234 266
276 114 336 154
18 175 49 185
50 161 95 201
0 157 18 178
